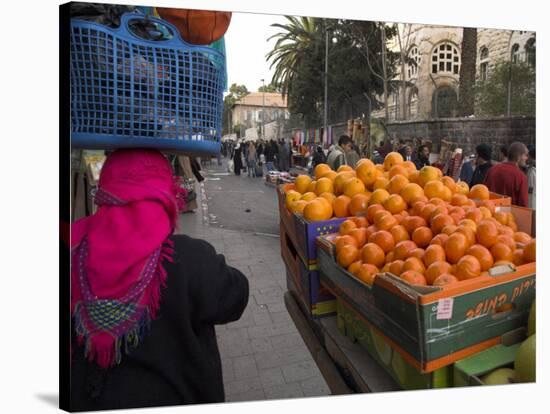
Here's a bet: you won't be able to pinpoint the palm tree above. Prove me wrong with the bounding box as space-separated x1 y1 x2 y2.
458 27 477 116
266 16 322 98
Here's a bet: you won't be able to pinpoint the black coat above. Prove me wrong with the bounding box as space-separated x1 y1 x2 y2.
470 162 493 187
70 235 249 411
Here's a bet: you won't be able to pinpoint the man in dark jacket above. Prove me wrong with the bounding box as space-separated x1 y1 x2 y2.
413 144 431 169
469 143 493 187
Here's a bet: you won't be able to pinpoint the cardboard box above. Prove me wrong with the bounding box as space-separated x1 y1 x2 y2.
453 328 525 387
277 183 345 269
317 236 535 373
280 222 336 318
336 298 452 389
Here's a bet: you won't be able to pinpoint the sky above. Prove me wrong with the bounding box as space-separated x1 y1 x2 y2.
224 11 289 93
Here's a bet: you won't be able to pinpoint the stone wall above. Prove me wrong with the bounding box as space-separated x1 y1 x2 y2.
385 116 535 156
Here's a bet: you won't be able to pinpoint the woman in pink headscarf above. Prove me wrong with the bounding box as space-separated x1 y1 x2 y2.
70 149 249 411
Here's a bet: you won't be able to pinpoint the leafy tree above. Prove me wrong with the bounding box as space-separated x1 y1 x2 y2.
258 83 281 93
222 83 249 135
474 61 535 116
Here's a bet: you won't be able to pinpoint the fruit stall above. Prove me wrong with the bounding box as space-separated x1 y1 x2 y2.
278 152 536 393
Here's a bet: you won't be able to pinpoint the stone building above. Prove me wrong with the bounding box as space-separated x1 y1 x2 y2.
231 92 289 137
372 25 536 121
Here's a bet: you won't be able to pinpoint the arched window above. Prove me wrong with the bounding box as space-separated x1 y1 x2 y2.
511 43 520 64
431 42 460 75
525 38 535 67
407 46 421 79
479 46 489 81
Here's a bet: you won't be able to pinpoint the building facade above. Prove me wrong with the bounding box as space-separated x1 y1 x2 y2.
231 92 289 137
372 25 535 121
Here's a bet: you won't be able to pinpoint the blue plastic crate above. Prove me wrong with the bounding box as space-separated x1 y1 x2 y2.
70 13 226 154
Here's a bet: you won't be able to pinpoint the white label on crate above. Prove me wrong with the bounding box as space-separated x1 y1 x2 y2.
436 298 454 320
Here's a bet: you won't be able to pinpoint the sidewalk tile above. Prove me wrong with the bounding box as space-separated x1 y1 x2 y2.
281 359 321 383
263 382 305 400
233 355 259 380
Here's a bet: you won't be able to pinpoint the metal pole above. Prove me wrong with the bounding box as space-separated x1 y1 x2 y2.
507 62 512 116
324 25 329 145
261 79 266 139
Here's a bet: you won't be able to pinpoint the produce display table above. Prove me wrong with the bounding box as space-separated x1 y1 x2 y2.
284 291 399 394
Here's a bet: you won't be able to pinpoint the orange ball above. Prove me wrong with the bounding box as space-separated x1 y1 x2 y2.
412 226 434 248
424 244 446 267
369 230 396 254
425 261 453 285
400 270 427 286
455 255 482 281
360 243 386 268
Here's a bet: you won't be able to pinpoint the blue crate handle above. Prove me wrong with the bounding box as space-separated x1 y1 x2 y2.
116 12 189 48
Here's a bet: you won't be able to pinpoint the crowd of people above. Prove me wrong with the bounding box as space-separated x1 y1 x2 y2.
223 138 293 177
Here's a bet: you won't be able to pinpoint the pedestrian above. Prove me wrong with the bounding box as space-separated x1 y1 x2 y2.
500 144 509 162
278 139 290 172
527 145 536 209
459 153 475 185
397 139 407 158
484 142 529 207
403 145 413 162
327 135 353 170
247 141 257 178
413 144 431 169
469 143 493 187
312 145 327 168
347 141 361 168
265 139 276 172
70 149 249 411
378 139 393 159
232 141 243 176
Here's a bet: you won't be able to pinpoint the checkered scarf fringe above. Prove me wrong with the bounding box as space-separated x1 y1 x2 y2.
72 235 175 368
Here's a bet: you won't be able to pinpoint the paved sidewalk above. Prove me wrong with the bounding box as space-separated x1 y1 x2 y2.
175 173 330 403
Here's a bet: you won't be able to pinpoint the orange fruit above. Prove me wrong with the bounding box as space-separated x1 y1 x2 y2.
459 218 478 232
431 214 455 235
334 171 356 194
441 176 457 193
319 192 336 205
391 225 410 243
412 201 427 217
494 260 515 267
349 228 368 248
429 204 449 221
314 163 332 180
496 234 516 252
508 221 518 232
337 165 353 173
360 243 386 268
381 263 392 273
401 270 427 286
295 175 313 194
455 255 482 281
409 248 426 261
514 232 532 244
364 225 379 241
303 199 330 221
369 230 395 253
301 191 317 202
456 226 477 248
388 174 410 195
403 160 417 172
466 244 494 271
469 184 490 201
394 240 418 260
403 257 426 274
412 226 433 248
400 183 425 205
288 199 308 214
384 194 407 214
402 215 428 234
285 190 302 209
393 213 404 224
322 170 338 182
424 180 446 200
441 224 458 236
418 166 440 187
356 263 379 286
333 195 352 218
456 181 470 196
335 235 359 253
314 177 334 196
479 200 496 213
317 197 333 218
389 164 409 179
408 170 420 184
478 206 493 220
523 239 536 263
384 152 404 171
430 233 449 247
465 209 483 224
355 159 378 187
307 180 317 193
389 260 405 276
376 213 398 231
340 219 358 236
490 243 514 262
449 206 466 219
385 251 395 264
425 261 453 285
367 204 385 223
373 176 390 191
337 244 360 268
445 232 468 264
513 249 525 266
369 189 391 206
476 220 499 248
343 178 366 198
433 274 460 286
350 216 369 228
451 193 469 207
420 203 438 223
348 193 371 216
373 209 391 225
498 225 514 238
347 260 363 276
424 244 446 267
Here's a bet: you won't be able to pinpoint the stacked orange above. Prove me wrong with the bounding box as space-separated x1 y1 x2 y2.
324 152 536 288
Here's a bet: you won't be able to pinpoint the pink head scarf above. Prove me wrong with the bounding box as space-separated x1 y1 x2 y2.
71 149 186 368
